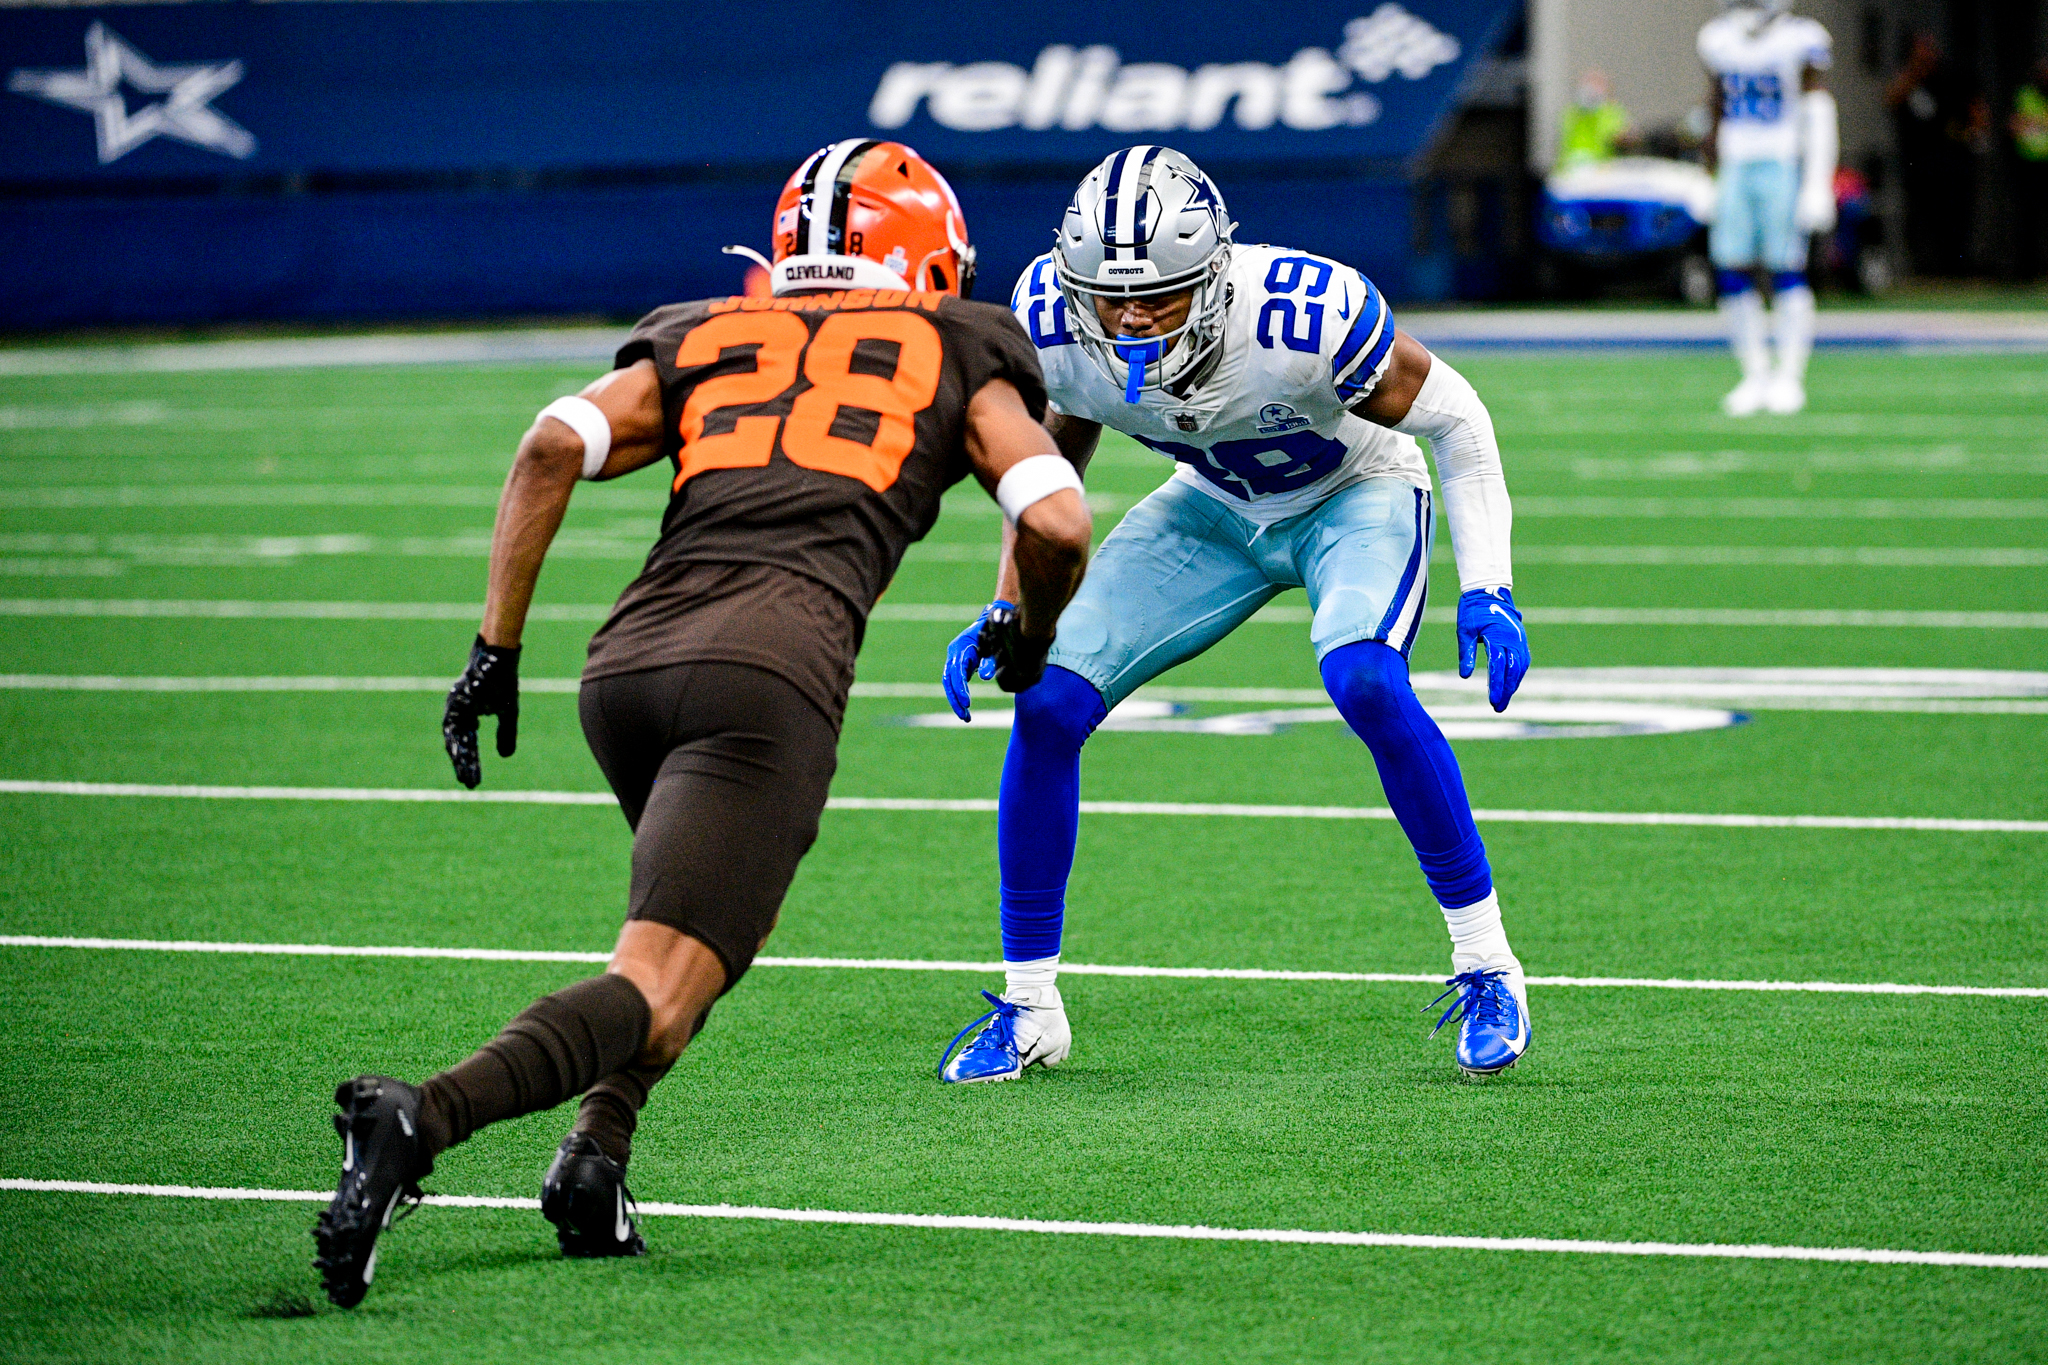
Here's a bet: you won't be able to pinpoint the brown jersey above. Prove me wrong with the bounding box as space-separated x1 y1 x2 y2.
583 288 1048 720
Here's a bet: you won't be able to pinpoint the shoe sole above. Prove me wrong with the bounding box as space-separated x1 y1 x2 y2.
543 1174 647 1257
314 1079 421 1308
314 1181 405 1307
940 1066 1021 1084
556 1230 647 1258
944 1046 1076 1083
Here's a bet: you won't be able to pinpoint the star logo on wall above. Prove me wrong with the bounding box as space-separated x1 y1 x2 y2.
8 22 256 164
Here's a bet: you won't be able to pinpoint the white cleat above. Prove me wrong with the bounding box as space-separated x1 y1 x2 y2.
1763 374 1807 415
1721 375 1769 417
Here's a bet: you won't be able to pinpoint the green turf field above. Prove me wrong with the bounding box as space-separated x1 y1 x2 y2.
0 347 2043 1363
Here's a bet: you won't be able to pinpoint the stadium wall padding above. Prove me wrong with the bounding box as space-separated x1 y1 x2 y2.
0 176 1421 329
0 0 1508 327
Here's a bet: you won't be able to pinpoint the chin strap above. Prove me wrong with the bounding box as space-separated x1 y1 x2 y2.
1114 335 1165 403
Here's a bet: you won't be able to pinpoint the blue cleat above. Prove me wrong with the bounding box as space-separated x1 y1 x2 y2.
938 988 1070 1084
1424 968 1530 1078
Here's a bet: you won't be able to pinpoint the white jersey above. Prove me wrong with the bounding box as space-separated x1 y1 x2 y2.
1013 243 1428 526
1698 9 1831 164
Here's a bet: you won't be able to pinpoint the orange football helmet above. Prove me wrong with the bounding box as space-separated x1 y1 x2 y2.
755 140 976 298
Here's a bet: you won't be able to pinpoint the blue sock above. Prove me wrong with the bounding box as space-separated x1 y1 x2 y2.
1320 640 1492 908
997 666 1109 963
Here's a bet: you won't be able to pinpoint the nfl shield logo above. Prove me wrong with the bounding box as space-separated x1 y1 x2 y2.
1171 412 1199 431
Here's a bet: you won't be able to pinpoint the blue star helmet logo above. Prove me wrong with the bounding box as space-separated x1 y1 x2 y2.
1179 172 1224 228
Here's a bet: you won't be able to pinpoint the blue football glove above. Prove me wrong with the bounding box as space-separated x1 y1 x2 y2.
1457 587 1529 713
942 599 1013 721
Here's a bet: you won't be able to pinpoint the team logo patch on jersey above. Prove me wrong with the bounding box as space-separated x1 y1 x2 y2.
1256 403 1312 435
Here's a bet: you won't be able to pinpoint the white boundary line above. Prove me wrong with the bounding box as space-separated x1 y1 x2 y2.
4 935 2042 998
3 781 2037 834
0 1179 2038 1269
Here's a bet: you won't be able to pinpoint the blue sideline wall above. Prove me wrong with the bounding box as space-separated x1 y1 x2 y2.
1 176 1420 329
0 1 1510 328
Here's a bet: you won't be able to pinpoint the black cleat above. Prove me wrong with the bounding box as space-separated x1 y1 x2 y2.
541 1133 646 1258
313 1075 428 1307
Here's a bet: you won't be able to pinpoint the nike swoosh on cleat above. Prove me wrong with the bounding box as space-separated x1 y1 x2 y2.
343 1133 354 1173
397 1110 413 1139
615 1189 630 1242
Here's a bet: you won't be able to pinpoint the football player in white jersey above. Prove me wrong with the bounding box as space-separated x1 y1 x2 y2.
1699 0 1837 415
935 146 1532 1084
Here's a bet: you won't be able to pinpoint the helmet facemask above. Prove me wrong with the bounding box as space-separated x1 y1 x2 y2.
1056 248 1231 399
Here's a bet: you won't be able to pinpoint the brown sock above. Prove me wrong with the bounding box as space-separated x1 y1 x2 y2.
572 1059 675 1168
417 973 651 1161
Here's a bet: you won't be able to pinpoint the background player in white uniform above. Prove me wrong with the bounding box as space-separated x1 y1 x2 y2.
937 146 1532 1084
1699 0 1838 415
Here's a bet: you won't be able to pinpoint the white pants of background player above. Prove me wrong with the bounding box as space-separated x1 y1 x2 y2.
1712 158 1814 412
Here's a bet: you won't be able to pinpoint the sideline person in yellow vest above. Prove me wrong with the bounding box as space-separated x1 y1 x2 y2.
1556 69 1639 171
2012 57 2048 278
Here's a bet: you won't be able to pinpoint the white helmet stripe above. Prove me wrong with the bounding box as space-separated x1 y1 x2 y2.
1098 146 1132 260
1114 144 1153 256
789 147 828 258
806 139 871 258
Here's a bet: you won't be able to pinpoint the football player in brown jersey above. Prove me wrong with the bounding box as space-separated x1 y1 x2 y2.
314 139 1092 1306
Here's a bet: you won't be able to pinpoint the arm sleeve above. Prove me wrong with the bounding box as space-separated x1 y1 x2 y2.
1392 352 1512 592
1804 20 1833 69
1326 267 1398 405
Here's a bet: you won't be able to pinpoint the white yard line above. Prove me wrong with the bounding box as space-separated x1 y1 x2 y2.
3 935 2042 998
1483 545 2048 568
7 533 2043 569
2 311 2041 373
0 331 622 374
0 780 2041 832
1511 497 2048 520
3 670 2045 715
0 1179 2038 1269
5 599 2048 628
3 486 2047 519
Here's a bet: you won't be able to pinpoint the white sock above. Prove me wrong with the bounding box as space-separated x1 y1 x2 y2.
1004 955 1062 1003
1773 284 1815 383
1441 890 1520 976
1719 290 1768 382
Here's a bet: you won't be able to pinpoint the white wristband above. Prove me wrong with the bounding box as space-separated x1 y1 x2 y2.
537 396 611 479
995 453 1084 523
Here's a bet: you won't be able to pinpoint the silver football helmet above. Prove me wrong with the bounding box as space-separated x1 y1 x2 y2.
1054 146 1235 397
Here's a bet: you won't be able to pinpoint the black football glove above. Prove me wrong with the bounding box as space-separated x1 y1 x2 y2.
443 636 520 789
975 604 1052 694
